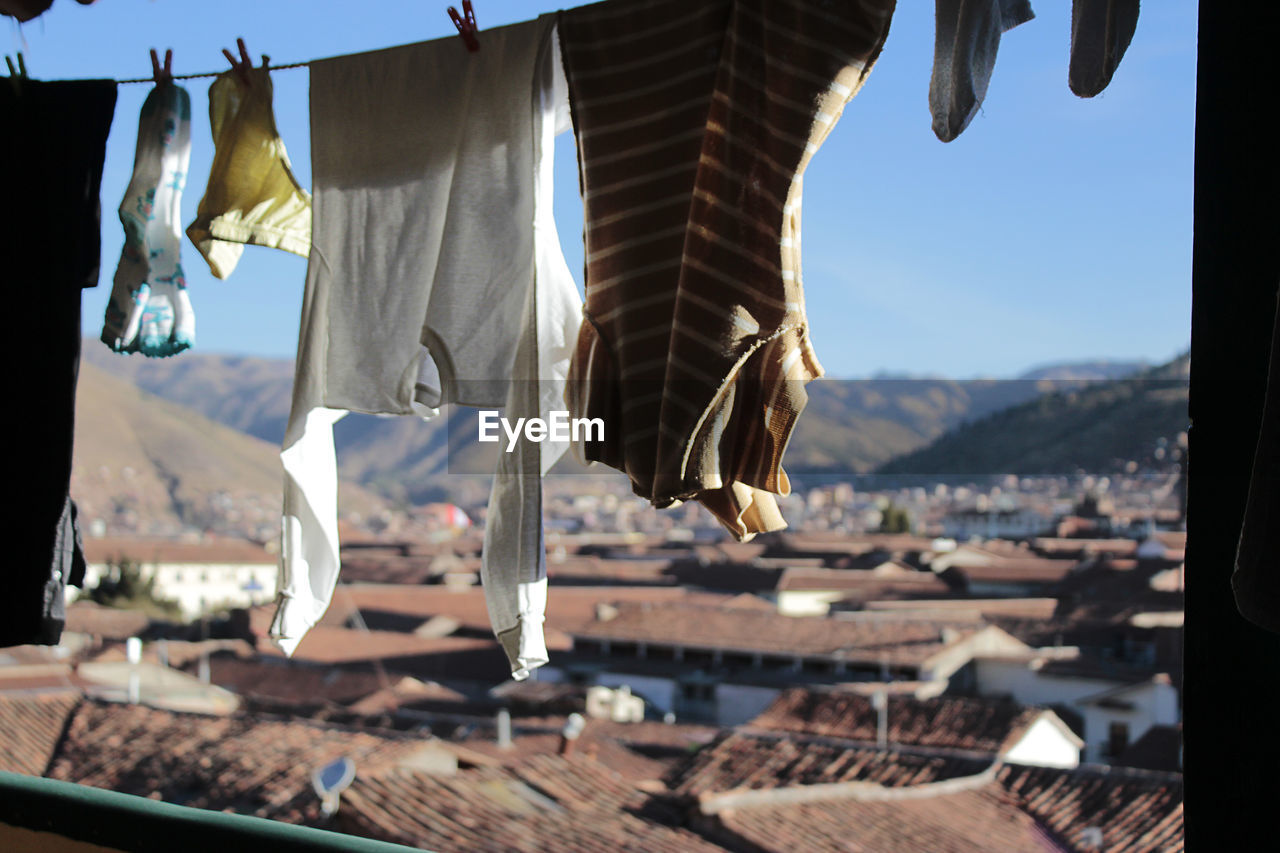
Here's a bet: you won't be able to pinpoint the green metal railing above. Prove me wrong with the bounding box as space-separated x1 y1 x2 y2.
0 771 425 853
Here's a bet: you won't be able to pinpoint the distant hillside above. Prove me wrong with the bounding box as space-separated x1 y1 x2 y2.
81 342 1157 493
80 344 296 442
789 377 1080 473
82 341 489 504
72 360 390 538
1014 360 1150 382
876 354 1190 476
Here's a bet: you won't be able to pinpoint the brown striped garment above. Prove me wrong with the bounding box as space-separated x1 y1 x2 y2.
560 0 895 540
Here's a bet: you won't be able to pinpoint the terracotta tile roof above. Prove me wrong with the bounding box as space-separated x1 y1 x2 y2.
490 680 588 713
45 699 453 824
82 537 276 565
186 655 390 706
1032 537 1139 557
670 731 1180 850
455 716 720 784
997 762 1184 853
720 592 777 611
583 718 720 751
0 691 81 775
0 671 85 693
337 554 453 585
706 786 1063 853
308 583 751 637
459 729 674 784
861 597 1059 620
0 645 83 693
64 601 153 640
86 638 256 669
1051 557 1185 623
748 687 1051 755
246 597 520 684
950 558 1082 584
0 645 71 666
979 538 1043 556
706 541 768 563
546 555 677 584
776 567 950 595
669 731 992 797
675 736 1181 851
259 624 511 680
776 532 939 554
571 603 989 665
556 532 668 552
344 677 469 716
339 755 727 852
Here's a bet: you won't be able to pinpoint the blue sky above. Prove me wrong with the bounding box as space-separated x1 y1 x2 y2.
10 0 1196 378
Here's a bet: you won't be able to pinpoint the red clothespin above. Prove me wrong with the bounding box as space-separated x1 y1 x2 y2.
150 48 173 85
221 38 268 86
448 1 480 53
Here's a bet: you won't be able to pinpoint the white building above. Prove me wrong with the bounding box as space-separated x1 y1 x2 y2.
751 687 1083 769
548 602 1035 727
973 652 1180 763
771 563 949 617
76 538 278 619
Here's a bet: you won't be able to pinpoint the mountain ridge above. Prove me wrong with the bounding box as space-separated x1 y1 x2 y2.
875 354 1190 477
72 360 391 539
77 341 1169 503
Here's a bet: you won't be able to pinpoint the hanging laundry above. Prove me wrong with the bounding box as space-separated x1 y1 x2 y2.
186 65 311 279
0 77 115 647
559 0 896 541
0 0 52 22
930 0 1035 142
1068 0 1140 98
272 16 580 680
101 82 196 357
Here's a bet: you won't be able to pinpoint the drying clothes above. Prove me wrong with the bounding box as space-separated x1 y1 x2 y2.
930 0 1035 142
1234 284 1280 633
102 82 196 357
273 16 581 680
559 0 895 541
1068 0 1139 98
186 66 311 279
1 1 53 22
0 77 115 647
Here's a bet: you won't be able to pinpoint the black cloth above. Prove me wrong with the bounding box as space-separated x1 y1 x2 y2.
1234 285 1280 632
0 78 116 646
1069 0 1141 98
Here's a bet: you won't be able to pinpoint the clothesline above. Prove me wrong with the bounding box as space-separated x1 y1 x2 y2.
115 59 311 85
82 0 475 85
4 0 1150 669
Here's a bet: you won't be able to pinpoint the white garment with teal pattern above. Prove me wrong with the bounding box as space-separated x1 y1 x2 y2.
102 83 195 357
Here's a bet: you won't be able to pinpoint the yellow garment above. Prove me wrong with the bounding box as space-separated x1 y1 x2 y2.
186 67 311 279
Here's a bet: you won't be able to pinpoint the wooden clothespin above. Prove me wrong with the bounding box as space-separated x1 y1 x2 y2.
221 38 269 86
150 48 173 86
5 51 28 95
448 1 480 53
